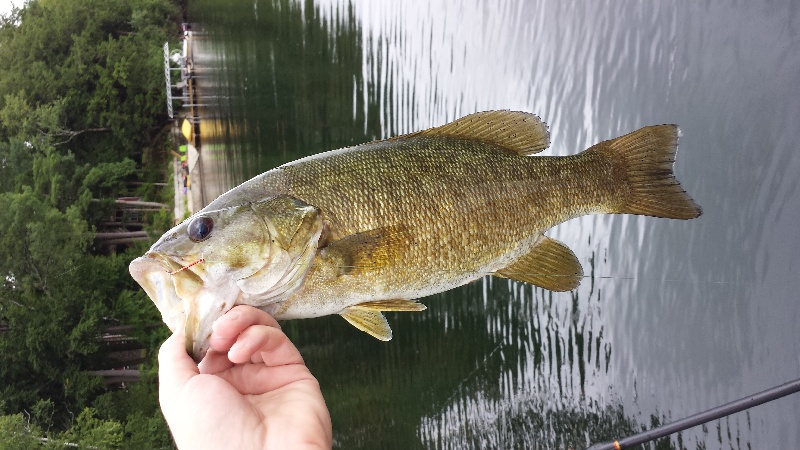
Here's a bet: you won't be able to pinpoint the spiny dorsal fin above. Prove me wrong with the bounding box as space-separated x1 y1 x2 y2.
412 110 550 155
495 235 583 291
340 307 392 341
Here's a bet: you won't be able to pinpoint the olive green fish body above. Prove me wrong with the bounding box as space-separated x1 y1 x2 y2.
130 111 702 359
234 138 605 318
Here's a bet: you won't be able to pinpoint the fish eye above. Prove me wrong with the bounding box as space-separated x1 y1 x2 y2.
187 216 214 242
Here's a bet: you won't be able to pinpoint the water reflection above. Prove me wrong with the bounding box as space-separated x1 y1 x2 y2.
419 254 625 449
192 0 387 200
187 0 800 448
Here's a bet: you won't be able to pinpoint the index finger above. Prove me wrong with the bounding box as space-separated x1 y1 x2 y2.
208 305 280 353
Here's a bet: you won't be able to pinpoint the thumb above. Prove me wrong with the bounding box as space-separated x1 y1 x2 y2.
158 330 199 406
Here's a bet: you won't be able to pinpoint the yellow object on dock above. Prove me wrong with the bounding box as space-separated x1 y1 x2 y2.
181 119 193 142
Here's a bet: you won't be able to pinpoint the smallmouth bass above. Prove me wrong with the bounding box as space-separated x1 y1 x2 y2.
129 111 701 361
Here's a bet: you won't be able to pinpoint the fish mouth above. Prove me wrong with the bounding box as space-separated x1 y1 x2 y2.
130 252 240 363
129 253 186 332
129 252 209 359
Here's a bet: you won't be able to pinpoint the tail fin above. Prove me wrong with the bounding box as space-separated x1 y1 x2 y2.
592 125 702 219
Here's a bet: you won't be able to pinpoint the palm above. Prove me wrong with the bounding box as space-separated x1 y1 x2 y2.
159 306 332 450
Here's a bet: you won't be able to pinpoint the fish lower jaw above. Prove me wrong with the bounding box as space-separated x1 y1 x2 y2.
129 255 185 333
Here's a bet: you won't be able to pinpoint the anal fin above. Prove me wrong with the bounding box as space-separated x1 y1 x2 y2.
495 236 583 291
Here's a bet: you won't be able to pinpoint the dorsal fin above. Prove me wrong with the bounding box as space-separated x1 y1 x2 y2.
409 110 550 155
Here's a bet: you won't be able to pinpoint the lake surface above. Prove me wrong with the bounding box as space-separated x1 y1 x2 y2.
186 0 800 448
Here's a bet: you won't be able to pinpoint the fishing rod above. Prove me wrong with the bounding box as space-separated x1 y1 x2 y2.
587 377 800 450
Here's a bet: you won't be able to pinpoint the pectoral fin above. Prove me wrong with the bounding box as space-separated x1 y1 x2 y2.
496 236 583 291
340 307 393 341
322 225 412 276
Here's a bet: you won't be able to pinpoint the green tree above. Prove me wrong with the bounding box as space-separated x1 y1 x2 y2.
0 146 163 421
0 409 130 449
0 93 65 146
0 186 96 411
0 414 45 449
0 139 34 193
0 0 180 445
0 0 180 164
61 408 124 449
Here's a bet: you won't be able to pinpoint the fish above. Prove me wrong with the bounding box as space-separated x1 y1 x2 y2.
129 110 702 361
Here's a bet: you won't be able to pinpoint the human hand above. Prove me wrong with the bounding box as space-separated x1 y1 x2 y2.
158 305 332 450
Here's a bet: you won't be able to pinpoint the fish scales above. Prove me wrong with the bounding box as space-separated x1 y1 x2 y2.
130 111 701 360
218 136 616 319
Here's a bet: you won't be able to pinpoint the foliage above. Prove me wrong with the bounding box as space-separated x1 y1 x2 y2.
60 408 124 449
0 0 180 446
0 409 130 449
0 414 43 449
92 361 173 448
0 0 181 163
0 148 170 441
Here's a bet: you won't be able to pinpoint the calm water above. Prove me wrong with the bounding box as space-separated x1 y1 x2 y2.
187 0 800 448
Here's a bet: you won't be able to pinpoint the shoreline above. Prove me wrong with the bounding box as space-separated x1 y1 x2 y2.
168 24 237 224
170 141 201 223
170 26 204 224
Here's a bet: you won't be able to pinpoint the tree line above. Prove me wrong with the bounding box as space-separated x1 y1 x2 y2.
0 0 184 447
